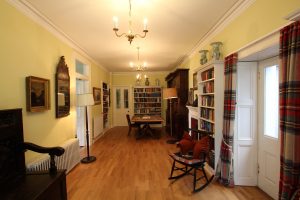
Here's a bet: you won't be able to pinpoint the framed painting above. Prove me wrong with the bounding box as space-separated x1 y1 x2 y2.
93 87 101 105
26 76 50 112
193 72 198 90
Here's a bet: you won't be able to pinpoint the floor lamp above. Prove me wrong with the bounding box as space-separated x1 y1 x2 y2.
163 88 178 144
77 93 96 163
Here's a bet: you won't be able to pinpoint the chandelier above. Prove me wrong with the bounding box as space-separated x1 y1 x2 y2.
113 0 148 44
130 47 147 80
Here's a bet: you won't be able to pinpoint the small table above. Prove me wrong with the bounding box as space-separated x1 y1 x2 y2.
131 115 164 139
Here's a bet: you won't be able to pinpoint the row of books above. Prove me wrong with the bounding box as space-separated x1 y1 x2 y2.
201 69 214 81
134 93 161 97
134 98 161 103
201 96 214 107
134 103 161 108
134 108 161 114
202 82 214 93
200 108 215 121
134 88 161 93
200 120 215 132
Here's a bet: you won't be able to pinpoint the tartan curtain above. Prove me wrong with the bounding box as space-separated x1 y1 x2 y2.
215 53 238 187
279 21 300 200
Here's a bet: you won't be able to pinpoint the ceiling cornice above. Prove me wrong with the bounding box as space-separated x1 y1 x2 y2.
179 0 255 68
6 0 108 72
112 71 170 76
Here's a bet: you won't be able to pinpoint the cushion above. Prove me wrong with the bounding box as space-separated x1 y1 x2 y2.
178 139 195 154
182 131 193 141
193 136 210 159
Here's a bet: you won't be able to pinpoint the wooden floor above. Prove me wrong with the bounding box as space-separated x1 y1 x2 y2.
67 126 272 200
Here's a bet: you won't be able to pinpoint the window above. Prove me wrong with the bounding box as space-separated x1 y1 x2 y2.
116 89 121 109
264 65 279 139
124 89 129 109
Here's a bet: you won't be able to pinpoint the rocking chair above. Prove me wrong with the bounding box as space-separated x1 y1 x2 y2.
168 129 214 193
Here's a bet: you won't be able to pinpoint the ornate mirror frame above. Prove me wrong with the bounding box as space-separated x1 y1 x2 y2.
55 56 70 118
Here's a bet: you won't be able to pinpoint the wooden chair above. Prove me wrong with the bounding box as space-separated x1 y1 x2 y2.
168 129 214 193
126 114 139 136
0 108 67 200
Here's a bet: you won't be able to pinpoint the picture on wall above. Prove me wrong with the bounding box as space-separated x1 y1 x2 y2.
26 76 50 112
93 87 101 105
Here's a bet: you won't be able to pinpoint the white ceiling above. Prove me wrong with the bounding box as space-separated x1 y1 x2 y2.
23 0 244 72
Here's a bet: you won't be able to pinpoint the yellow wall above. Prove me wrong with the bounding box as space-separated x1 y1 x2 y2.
0 1 109 162
111 72 169 122
182 0 300 87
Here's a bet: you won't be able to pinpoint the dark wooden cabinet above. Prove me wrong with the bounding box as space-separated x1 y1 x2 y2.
165 69 189 140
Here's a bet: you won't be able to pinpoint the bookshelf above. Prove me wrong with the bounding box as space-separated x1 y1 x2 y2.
102 82 109 129
133 86 162 116
197 60 223 170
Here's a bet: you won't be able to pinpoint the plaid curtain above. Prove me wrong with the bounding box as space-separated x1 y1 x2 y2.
215 53 238 187
279 21 300 200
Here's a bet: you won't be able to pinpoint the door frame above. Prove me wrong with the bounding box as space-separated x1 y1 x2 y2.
112 85 133 126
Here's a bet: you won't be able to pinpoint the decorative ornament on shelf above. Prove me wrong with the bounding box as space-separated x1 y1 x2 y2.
145 77 150 86
210 42 223 60
112 0 148 44
199 50 209 65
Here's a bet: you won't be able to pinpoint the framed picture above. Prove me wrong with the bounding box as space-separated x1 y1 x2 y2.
26 76 50 112
193 72 198 90
93 87 101 105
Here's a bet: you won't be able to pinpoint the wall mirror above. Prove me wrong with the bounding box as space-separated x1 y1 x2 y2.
56 56 70 118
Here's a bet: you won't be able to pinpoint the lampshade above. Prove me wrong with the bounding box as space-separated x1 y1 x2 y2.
77 93 95 106
57 93 65 106
163 88 178 99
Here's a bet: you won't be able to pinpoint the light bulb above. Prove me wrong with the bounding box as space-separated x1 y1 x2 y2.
113 16 118 29
143 18 148 30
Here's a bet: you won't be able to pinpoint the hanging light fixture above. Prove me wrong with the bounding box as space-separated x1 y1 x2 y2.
130 47 147 80
113 0 148 44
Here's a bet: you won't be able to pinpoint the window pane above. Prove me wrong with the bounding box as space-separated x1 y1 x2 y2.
264 65 279 139
116 89 121 109
124 89 129 109
75 60 85 75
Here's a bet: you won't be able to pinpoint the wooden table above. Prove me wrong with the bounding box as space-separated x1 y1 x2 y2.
131 116 164 139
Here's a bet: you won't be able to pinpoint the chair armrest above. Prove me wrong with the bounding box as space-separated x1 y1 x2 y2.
23 142 64 156
23 142 65 174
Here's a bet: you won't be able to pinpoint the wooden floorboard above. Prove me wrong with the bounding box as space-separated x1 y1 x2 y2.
67 126 273 200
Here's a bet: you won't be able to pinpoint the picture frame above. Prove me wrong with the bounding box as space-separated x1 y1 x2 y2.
93 87 101 105
26 76 50 112
193 72 198 90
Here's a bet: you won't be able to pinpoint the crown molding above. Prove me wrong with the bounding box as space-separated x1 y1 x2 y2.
285 8 300 21
179 0 255 67
112 71 170 76
6 0 108 72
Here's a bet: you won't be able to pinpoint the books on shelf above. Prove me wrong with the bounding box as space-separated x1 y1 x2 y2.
201 68 214 80
133 86 162 116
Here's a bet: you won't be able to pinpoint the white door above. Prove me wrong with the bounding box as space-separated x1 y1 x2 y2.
235 62 257 185
258 57 280 199
113 86 131 126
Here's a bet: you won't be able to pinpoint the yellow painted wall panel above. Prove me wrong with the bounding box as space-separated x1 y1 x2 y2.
0 1 108 162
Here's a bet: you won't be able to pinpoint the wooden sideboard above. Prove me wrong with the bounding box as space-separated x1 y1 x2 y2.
165 69 189 140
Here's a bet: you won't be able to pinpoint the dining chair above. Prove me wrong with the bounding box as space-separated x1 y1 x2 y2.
126 114 139 136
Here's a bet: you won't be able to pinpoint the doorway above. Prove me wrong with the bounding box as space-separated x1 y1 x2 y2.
75 59 91 147
257 57 280 199
113 86 131 126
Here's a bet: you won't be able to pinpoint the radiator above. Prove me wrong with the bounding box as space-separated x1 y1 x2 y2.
26 138 80 174
93 115 103 139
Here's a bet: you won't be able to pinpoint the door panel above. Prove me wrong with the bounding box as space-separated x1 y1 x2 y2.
235 62 257 186
113 86 131 126
258 57 280 199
